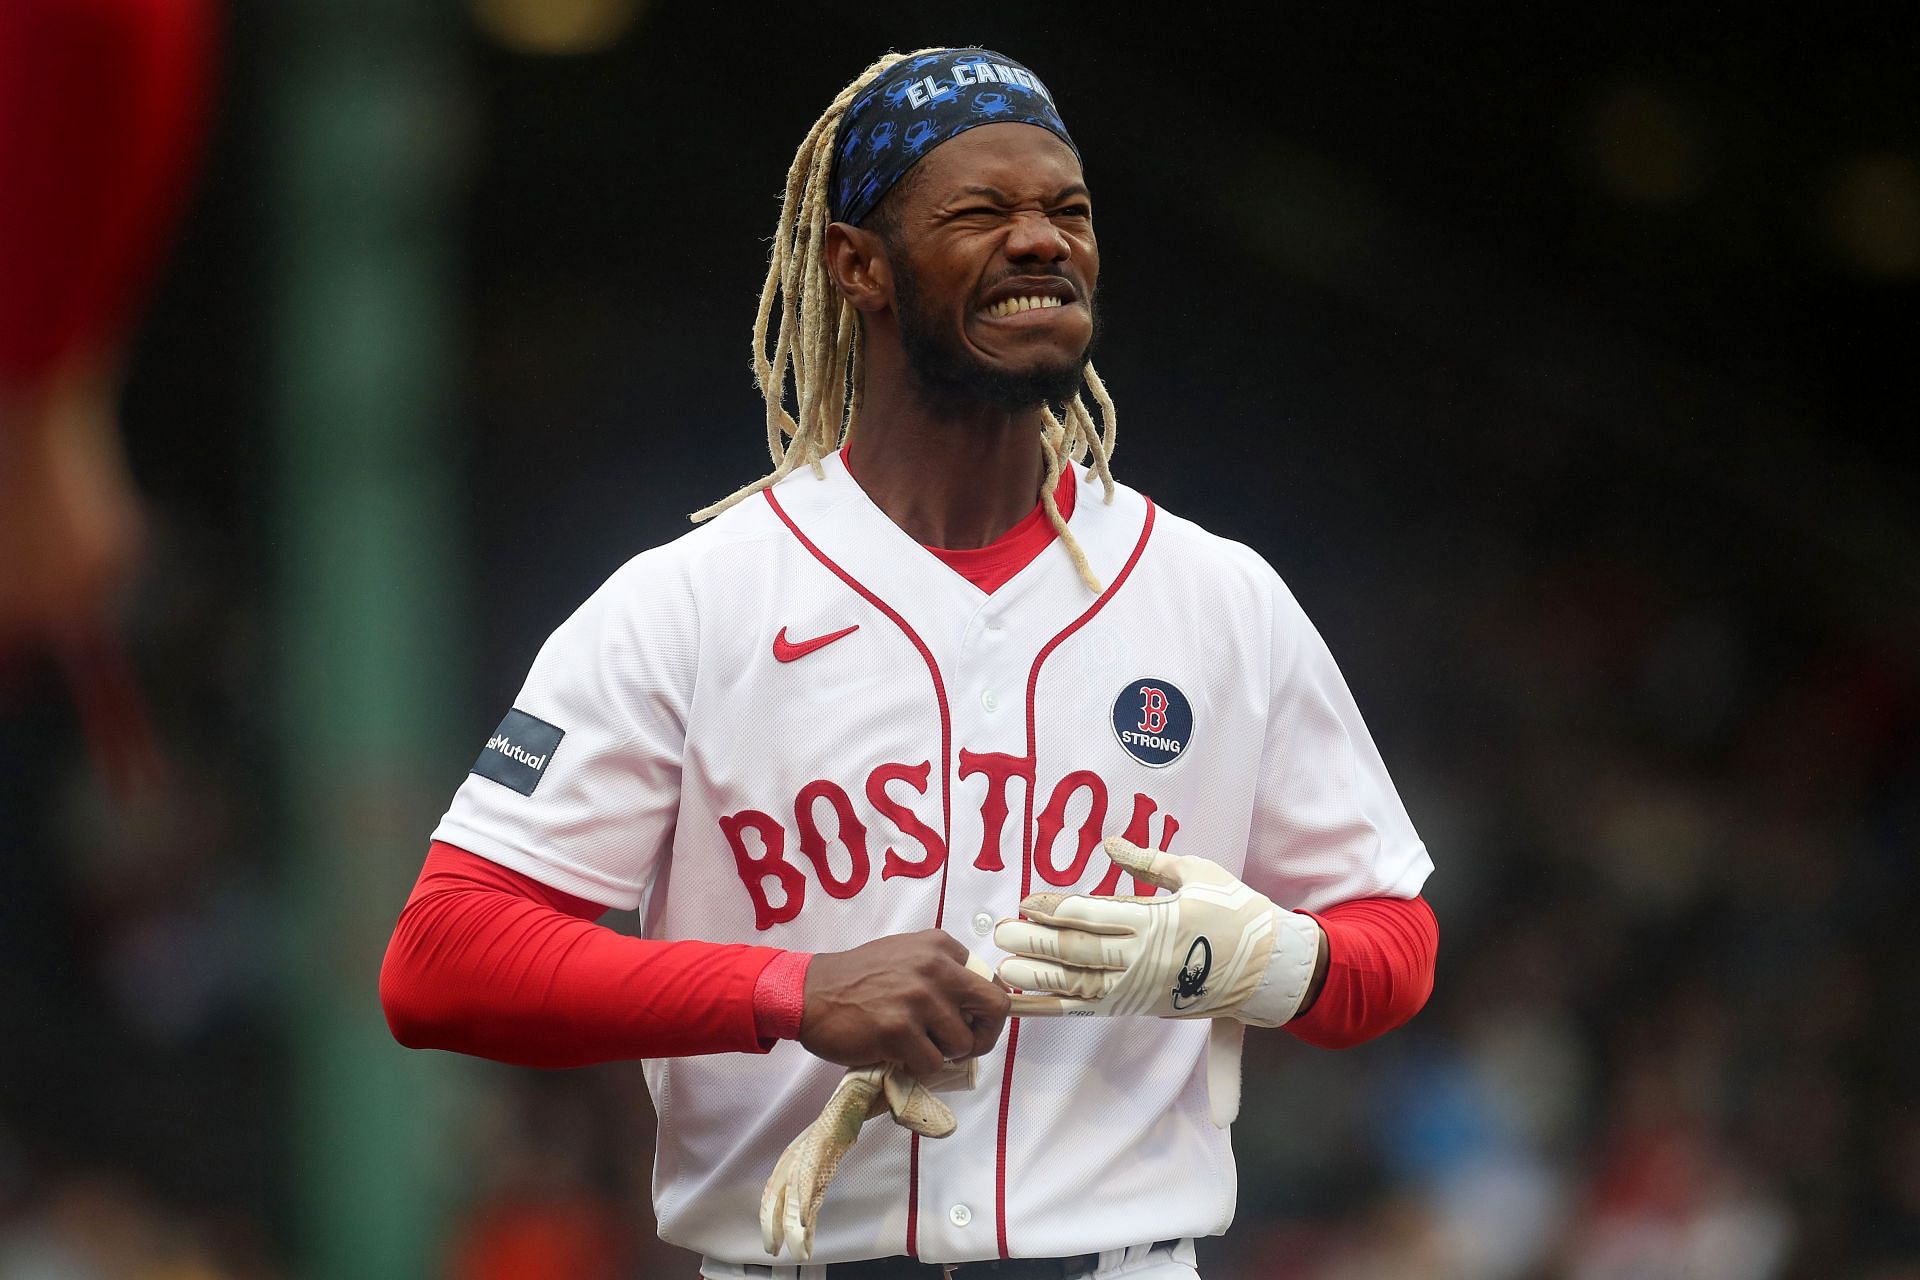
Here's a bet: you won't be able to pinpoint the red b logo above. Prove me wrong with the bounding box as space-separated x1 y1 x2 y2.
1137 687 1169 734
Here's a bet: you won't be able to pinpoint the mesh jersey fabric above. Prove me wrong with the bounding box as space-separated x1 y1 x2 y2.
431 451 1432 1263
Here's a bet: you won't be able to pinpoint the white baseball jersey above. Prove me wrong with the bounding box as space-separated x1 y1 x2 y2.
433 450 1432 1267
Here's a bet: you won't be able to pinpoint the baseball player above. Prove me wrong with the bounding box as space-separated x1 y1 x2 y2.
382 47 1438 1280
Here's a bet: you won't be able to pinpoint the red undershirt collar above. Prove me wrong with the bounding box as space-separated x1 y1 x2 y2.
839 443 1077 595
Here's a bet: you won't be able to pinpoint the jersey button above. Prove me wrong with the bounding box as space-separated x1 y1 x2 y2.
981 690 999 712
971 910 993 937
949 1203 973 1228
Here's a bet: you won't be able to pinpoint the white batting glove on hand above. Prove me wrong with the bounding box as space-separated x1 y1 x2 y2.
995 837 1320 1025
994 837 1323 1126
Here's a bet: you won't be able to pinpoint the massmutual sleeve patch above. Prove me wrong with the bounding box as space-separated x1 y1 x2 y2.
471 708 566 797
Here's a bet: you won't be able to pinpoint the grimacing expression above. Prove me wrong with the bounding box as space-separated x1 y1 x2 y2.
875 124 1098 411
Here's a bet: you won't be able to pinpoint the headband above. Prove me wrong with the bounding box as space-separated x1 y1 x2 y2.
828 48 1079 227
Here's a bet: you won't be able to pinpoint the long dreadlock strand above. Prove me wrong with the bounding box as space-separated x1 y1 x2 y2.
692 50 917 519
694 50 1123 596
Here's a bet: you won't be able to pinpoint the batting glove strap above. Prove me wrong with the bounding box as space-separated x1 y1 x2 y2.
1235 906 1323 1027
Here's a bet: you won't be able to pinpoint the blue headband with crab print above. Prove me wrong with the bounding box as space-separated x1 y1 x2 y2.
828 48 1079 228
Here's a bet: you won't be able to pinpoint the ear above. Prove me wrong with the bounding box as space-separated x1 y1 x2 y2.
825 222 892 313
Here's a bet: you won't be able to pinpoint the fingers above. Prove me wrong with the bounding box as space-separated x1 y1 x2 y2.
884 1076 960 1138
923 1003 975 1067
996 917 1133 968
950 953 1012 1058
1103 837 1242 893
889 960 1008 1075
1017 893 1139 935
761 1141 797 1255
963 1001 1008 1059
899 1027 950 1079
801 931 1009 1069
1101 835 1180 889
996 956 1119 1000
950 955 1015 1016
919 928 969 962
1003 990 1105 1016
787 1140 825 1260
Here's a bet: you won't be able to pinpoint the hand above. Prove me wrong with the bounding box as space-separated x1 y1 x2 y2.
994 837 1320 1027
0 367 144 653
993 837 1326 1128
800 930 1011 1077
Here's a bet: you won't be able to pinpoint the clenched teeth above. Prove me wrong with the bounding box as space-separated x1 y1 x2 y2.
983 295 1065 318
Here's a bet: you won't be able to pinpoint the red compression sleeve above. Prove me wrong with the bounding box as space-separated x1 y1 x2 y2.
1285 895 1438 1050
379 842 791 1067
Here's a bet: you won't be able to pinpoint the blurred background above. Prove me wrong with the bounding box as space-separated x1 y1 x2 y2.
2 2 1916 1277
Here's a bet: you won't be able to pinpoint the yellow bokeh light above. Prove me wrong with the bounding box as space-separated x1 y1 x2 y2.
1587 81 1704 207
1825 152 1920 278
470 0 644 56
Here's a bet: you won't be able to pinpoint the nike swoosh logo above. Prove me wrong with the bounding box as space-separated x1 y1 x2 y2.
773 624 860 663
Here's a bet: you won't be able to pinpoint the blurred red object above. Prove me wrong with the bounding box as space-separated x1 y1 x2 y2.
0 0 216 382
0 0 217 795
450 1197 629 1280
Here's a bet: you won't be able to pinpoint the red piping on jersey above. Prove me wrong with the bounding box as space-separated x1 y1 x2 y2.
763 486 954 1259
994 500 1158 1258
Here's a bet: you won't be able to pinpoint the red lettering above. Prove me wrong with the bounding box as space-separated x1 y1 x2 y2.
730 768 1179 924
720 809 805 930
1138 687 1169 734
1034 770 1109 886
794 779 872 899
959 749 1032 872
1091 794 1179 897
867 761 948 880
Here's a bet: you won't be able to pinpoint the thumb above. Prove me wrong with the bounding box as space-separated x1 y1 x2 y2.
882 1073 959 1138
1102 836 1184 890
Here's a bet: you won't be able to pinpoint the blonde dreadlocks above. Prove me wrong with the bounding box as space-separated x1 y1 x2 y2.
690 49 1120 592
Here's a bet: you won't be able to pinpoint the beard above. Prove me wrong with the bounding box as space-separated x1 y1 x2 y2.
891 256 1097 413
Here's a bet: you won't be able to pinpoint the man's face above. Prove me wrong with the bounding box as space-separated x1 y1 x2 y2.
875 124 1099 411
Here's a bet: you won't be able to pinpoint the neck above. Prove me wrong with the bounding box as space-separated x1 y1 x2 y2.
849 344 1053 550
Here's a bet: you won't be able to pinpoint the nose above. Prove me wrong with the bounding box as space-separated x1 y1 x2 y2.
1003 210 1070 264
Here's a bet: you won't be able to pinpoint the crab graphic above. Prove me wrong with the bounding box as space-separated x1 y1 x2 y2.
867 121 896 154
971 92 1012 118
885 78 916 108
840 126 863 160
903 119 938 154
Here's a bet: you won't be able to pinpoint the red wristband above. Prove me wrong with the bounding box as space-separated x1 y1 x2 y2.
752 950 813 1043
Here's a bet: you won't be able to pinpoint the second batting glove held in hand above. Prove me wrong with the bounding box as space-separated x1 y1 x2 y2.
760 1059 972 1261
995 837 1323 1126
